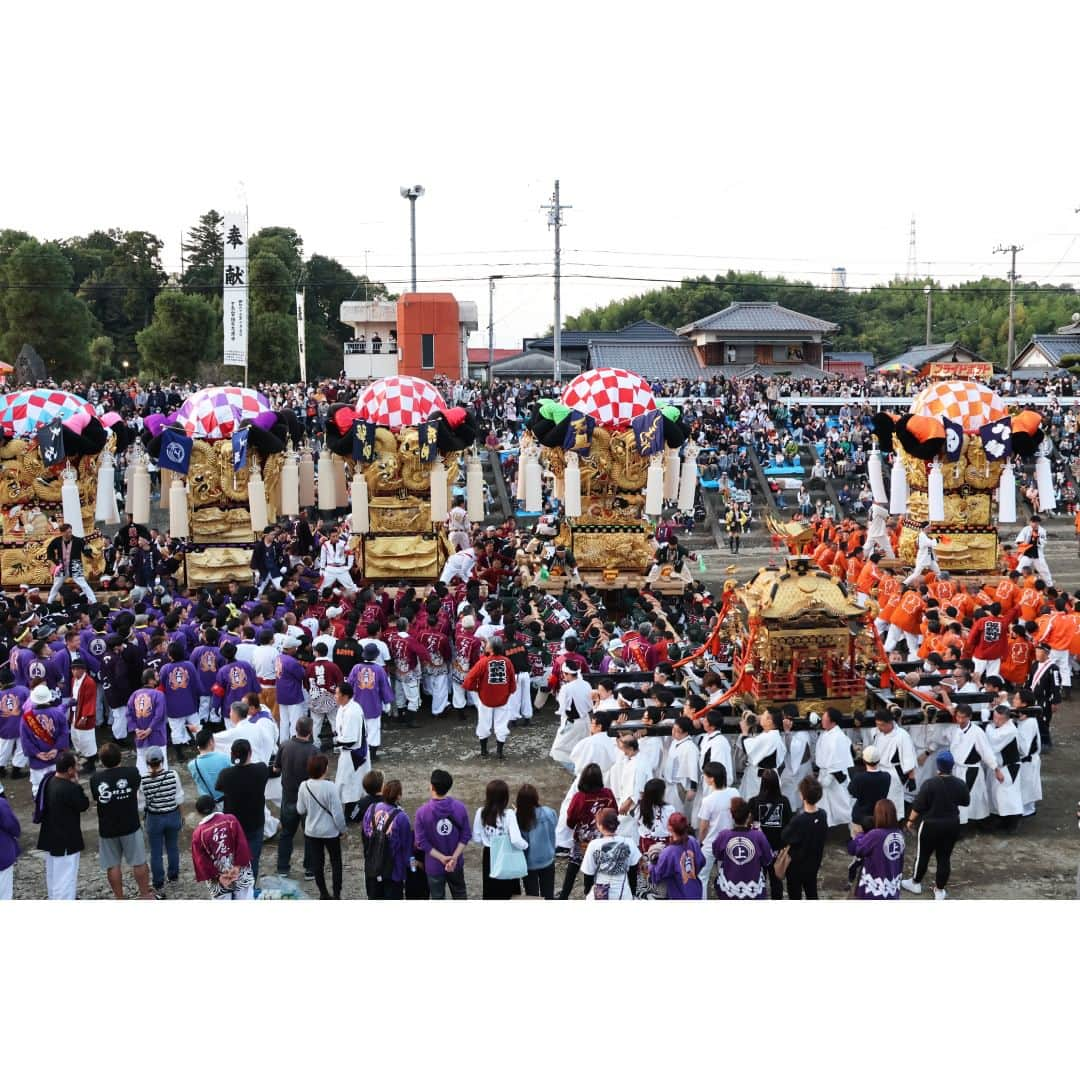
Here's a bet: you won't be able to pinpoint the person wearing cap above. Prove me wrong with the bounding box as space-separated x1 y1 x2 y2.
141 744 185 897
1025 640 1061 751
20 683 70 797
89 742 154 900
347 644 394 764
68 656 99 775
901 749 971 899
35 751 89 899
0 669 30 781
46 523 96 604
126 669 168 777
274 637 308 744
848 743 891 833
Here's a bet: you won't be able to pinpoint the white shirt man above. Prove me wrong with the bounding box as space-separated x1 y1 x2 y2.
660 717 700 815
737 710 786 800
814 710 854 826
985 706 1024 820
869 716 917 820
692 718 734 826
863 502 894 557
439 547 476 586
332 685 370 807
696 763 739 903
1014 707 1042 816
948 710 999 824
319 532 357 594
1014 520 1052 585
608 735 652 839
550 664 594 769
904 528 939 586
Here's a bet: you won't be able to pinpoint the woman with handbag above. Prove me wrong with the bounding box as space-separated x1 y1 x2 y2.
472 779 528 899
847 798 905 900
651 813 705 899
297 754 347 900
581 809 640 900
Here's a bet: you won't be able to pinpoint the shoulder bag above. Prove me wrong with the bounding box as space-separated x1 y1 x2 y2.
489 820 527 880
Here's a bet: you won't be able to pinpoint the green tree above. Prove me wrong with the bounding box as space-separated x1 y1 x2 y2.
0 239 92 375
181 210 224 296
88 334 116 378
135 291 216 380
249 251 293 316
250 226 303 278
249 310 298 382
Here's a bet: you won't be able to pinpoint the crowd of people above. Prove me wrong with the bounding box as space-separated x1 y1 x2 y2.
0 368 1073 901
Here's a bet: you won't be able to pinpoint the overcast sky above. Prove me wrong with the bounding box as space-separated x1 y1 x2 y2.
5 1 1078 352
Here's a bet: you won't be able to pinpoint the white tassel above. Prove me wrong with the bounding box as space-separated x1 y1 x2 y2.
280 451 300 517
351 472 370 534
61 466 84 537
928 461 945 522
159 467 172 509
317 449 336 511
889 454 908 516
663 447 680 503
998 462 1016 523
868 449 887 505
678 447 698 512
95 452 120 525
645 457 664 517
429 458 448 524
466 454 485 523
525 459 543 512
169 477 189 538
564 452 582 518
553 474 564 503
1036 449 1057 512
132 454 151 525
516 453 527 502
298 448 315 507
333 456 347 511
248 466 268 534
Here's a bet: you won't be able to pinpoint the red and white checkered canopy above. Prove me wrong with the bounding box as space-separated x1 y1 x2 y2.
355 376 447 431
174 386 271 441
0 389 95 437
911 380 1007 434
560 368 656 429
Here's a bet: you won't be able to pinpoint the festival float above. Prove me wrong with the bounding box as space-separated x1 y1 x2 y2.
0 389 131 588
141 386 302 587
869 379 1048 575
321 375 480 581
521 368 694 592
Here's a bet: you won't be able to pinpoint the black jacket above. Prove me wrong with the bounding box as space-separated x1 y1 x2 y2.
36 776 89 856
46 535 90 568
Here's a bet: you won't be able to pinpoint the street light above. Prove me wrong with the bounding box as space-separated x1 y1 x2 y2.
488 274 504 372
399 185 425 292
924 283 932 347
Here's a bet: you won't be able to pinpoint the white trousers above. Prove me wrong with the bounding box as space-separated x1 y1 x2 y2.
278 703 306 743
0 864 11 900
30 765 55 797
365 712 382 749
883 624 920 657
109 706 128 742
451 682 478 711
1017 555 1052 585
904 555 938 586
0 738 27 768
515 678 533 720
45 853 80 899
197 695 213 725
394 673 421 713
973 657 1002 678
70 726 98 759
319 567 357 594
422 669 450 715
255 574 283 597
214 882 255 900
49 572 95 603
168 714 195 746
476 703 513 742
1050 648 1072 688
699 852 716 902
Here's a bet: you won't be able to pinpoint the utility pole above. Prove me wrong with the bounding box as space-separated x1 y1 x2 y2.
994 243 1023 374
924 283 932 346
400 185 425 292
543 180 571 382
488 274 503 370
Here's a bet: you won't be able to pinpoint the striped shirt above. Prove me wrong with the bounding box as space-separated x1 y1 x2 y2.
143 769 184 814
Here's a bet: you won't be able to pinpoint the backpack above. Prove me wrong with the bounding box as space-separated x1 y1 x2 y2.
368 807 401 882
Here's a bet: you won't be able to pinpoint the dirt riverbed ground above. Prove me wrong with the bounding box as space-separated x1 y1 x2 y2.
5 691 1078 900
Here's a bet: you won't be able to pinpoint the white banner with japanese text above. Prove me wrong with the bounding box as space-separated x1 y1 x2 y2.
223 213 248 368
295 290 307 383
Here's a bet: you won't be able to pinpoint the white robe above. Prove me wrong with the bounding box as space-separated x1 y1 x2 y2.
1016 714 1042 813
607 753 652 839
910 721 954 788
691 730 735 826
985 720 1025 818
661 736 700 816
556 732 621 846
869 725 917 820
863 503 894 557
333 700 371 803
780 730 812 811
814 725 854 826
948 722 997 823
550 677 595 766
738 729 785 800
